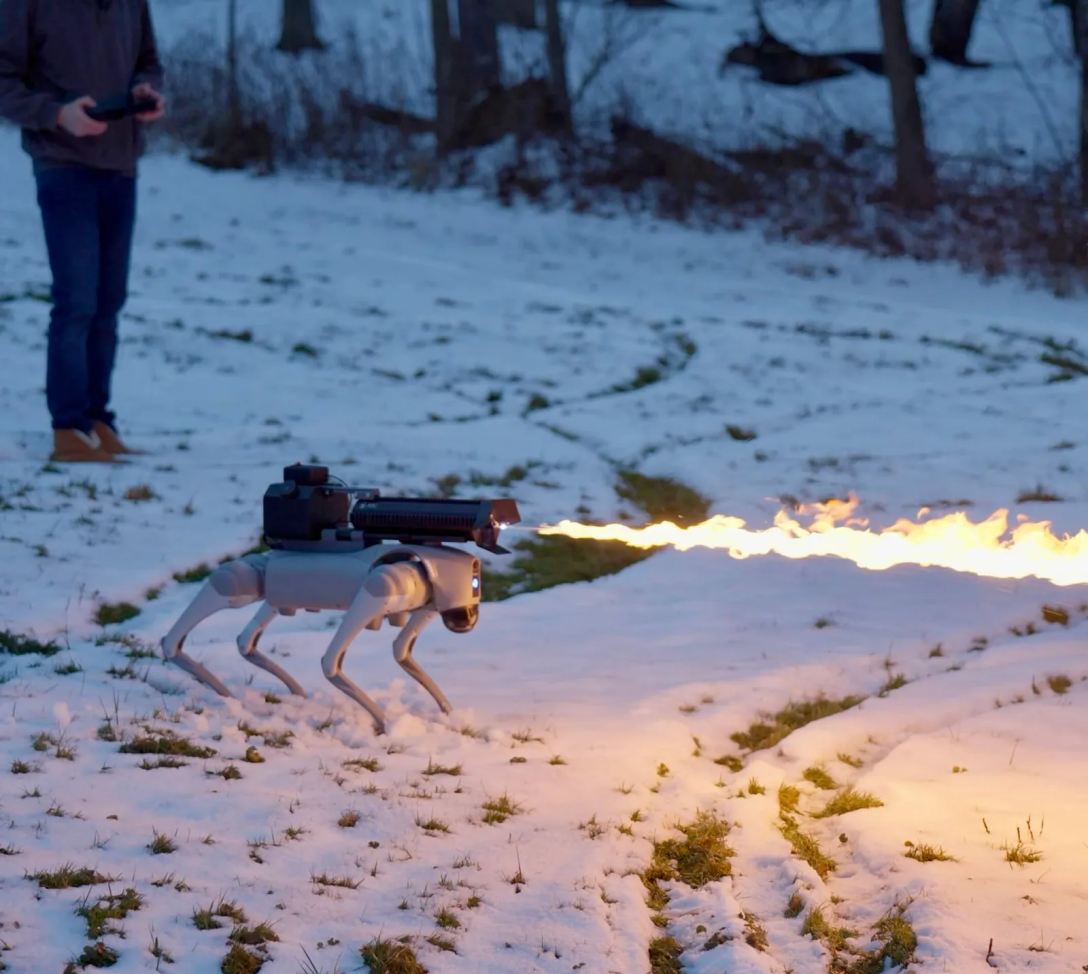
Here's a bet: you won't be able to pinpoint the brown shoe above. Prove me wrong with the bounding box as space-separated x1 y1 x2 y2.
93 421 145 455
51 428 121 464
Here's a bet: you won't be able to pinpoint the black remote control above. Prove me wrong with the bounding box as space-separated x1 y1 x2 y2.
83 94 158 122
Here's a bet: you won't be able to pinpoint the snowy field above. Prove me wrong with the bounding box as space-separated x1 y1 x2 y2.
150 0 1083 171
2 107 1088 974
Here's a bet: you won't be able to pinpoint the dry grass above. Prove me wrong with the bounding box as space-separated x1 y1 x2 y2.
641 809 734 918
31 864 119 889
119 733 215 759
648 936 683 974
481 793 524 825
76 887 143 937
904 841 957 863
1003 840 1043 865
730 694 865 752
778 816 836 879
813 786 884 818
802 766 838 790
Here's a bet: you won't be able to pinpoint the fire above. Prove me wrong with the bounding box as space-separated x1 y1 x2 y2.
539 495 1088 587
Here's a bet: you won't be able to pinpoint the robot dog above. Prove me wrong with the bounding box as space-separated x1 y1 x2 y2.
161 464 519 732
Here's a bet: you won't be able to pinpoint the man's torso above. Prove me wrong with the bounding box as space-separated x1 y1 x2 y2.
26 0 150 175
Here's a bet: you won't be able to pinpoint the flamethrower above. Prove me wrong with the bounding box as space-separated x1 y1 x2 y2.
161 464 519 733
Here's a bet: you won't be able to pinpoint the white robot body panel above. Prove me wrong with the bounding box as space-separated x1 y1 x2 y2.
263 549 386 612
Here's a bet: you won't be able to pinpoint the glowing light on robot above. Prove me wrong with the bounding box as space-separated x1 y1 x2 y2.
538 494 1088 587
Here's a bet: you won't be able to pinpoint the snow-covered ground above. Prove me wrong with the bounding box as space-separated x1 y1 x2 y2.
3 115 1088 973
150 0 1082 171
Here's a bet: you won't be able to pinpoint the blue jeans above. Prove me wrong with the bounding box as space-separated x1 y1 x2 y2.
36 167 137 433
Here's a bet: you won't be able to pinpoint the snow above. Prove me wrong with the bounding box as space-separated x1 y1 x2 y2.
1 14 1088 969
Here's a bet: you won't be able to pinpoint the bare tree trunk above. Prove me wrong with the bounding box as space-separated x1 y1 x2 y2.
458 0 501 98
227 0 241 128
431 0 458 152
1080 0 1087 203
543 0 572 133
929 0 981 64
878 0 936 210
1052 0 1082 57
277 0 325 54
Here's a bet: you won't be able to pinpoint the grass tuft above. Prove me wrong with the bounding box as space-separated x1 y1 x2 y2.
416 815 451 834
813 786 884 818
124 484 157 502
1003 840 1043 865
342 756 381 773
78 942 120 968
778 815 836 879
120 733 216 759
229 922 280 946
76 887 143 938
904 841 956 862
778 783 800 815
1042 604 1070 625
730 694 865 752
173 562 213 584
93 601 140 626
434 908 460 930
138 757 188 770
31 864 117 889
359 935 427 974
648 936 683 974
481 793 524 825
878 672 908 696
194 898 248 930
0 628 61 656
220 944 264 974
849 901 918 973
642 810 734 904
1017 486 1063 503
422 759 462 777
801 905 856 952
148 831 177 855
1047 673 1072 694
802 766 838 790
310 871 360 889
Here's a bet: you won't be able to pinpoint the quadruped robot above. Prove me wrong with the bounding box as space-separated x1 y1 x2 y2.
161 464 519 732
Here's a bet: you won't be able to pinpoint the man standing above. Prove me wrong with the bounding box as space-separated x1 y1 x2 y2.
0 0 165 463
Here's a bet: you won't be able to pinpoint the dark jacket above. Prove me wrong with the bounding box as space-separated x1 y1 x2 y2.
0 0 163 175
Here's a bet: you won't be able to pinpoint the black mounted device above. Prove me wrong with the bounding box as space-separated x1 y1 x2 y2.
263 464 520 554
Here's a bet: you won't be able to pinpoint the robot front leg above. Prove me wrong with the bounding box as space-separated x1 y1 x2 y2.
161 558 266 698
320 562 431 733
392 608 452 715
237 602 307 698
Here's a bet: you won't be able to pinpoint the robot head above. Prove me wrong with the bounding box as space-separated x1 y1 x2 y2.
381 546 483 634
440 604 479 633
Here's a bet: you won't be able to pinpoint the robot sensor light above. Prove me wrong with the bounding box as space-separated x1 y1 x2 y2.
161 464 520 732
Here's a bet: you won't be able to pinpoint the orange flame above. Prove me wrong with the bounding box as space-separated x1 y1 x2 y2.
539 495 1088 587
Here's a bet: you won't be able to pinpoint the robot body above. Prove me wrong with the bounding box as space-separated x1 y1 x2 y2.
160 465 511 733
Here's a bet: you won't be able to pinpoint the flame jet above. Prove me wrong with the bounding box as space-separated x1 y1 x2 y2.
539 495 1088 587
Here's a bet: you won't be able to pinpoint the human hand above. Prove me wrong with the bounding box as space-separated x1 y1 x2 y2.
132 83 166 122
56 96 107 138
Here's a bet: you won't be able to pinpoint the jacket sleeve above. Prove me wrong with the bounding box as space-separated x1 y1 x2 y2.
130 0 164 90
0 0 61 130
